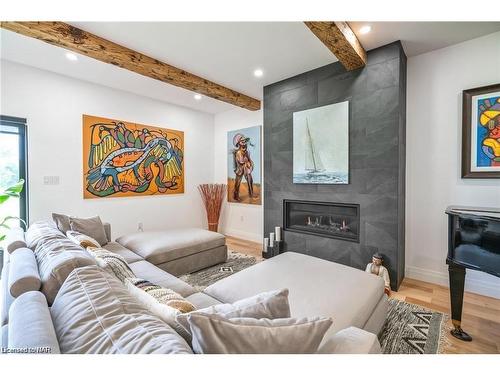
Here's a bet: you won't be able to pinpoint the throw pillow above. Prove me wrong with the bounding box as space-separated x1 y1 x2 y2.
86 247 135 282
127 278 195 313
125 278 195 342
187 314 333 354
69 216 108 246
176 288 290 341
66 230 100 249
51 213 71 234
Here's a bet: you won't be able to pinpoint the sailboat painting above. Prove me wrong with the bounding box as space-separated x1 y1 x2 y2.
293 101 349 184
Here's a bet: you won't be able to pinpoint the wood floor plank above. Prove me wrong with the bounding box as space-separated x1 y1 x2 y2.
225 236 500 354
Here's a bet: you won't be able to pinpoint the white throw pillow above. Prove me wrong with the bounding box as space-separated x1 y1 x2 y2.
187 314 333 354
66 230 100 249
176 289 291 342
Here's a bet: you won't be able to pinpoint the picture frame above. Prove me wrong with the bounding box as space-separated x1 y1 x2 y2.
292 101 349 184
226 125 262 205
462 83 500 179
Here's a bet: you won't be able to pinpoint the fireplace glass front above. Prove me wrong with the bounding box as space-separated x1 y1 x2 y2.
284 200 360 242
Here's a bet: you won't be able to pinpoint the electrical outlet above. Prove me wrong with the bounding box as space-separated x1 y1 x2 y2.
138 222 143 232
240 215 244 222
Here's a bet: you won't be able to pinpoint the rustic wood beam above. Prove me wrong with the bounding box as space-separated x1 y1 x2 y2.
0 22 261 111
304 21 367 71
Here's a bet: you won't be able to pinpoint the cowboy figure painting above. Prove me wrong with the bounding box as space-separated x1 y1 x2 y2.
227 126 261 205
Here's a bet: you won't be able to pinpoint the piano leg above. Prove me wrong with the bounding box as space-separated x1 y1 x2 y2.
448 263 472 341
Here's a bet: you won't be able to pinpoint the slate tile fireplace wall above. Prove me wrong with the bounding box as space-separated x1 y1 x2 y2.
263 42 406 290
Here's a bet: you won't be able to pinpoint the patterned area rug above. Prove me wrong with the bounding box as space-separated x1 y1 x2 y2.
179 251 449 354
380 299 449 354
179 251 260 290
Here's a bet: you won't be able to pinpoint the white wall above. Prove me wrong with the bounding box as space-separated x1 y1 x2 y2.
0 60 215 239
214 108 263 242
406 31 500 298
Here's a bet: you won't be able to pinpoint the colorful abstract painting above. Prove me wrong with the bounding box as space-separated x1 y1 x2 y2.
471 93 500 173
82 115 184 199
227 126 261 205
293 101 349 184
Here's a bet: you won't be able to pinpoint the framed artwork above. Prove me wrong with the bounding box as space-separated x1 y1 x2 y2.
82 114 184 199
462 84 500 178
293 101 349 184
227 125 261 205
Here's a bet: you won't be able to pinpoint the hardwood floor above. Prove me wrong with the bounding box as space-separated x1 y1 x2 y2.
225 236 500 354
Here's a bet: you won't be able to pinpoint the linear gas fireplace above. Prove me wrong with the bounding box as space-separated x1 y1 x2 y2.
284 200 360 242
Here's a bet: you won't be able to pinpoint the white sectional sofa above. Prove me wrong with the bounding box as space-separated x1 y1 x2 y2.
0 221 386 354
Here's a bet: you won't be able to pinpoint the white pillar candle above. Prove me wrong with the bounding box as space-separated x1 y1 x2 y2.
269 232 275 247
263 238 269 251
275 226 281 242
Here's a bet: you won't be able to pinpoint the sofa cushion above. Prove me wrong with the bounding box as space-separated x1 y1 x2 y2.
103 241 143 263
187 314 332 354
25 220 66 249
34 236 97 305
185 292 222 309
128 260 196 297
116 228 225 265
8 248 41 298
69 216 108 246
1 324 7 350
1 262 14 326
204 252 385 336
5 227 27 254
8 291 60 354
317 326 381 354
51 266 192 354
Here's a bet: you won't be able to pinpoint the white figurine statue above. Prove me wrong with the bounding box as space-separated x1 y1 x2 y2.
365 253 391 296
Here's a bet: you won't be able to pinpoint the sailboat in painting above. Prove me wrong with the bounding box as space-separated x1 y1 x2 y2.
304 119 328 179
292 103 349 185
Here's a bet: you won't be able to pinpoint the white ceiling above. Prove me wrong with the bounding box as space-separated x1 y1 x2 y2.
1 22 499 114
349 21 500 56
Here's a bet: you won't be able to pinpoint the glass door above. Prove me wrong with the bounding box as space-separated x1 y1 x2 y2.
0 115 28 228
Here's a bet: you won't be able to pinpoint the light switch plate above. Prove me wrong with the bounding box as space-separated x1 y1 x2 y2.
43 176 60 185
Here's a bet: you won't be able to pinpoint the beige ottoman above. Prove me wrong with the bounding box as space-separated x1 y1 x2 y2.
116 228 227 276
203 252 388 339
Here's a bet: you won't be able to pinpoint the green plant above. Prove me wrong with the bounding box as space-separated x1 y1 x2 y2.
0 179 26 242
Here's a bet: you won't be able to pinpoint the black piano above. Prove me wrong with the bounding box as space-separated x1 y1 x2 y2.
446 205 500 341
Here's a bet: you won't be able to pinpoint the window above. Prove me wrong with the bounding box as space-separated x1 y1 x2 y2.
0 115 28 225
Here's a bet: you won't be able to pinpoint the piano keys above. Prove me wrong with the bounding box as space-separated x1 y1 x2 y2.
445 206 500 341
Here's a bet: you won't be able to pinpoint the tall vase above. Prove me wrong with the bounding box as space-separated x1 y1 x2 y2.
198 184 226 233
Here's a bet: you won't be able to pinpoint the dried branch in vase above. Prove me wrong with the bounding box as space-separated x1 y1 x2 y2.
198 183 226 232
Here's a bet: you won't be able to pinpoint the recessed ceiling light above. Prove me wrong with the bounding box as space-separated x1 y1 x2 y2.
253 69 264 78
194 94 202 100
359 25 371 35
65 52 78 61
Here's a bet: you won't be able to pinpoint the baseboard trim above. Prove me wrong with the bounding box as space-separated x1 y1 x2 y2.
406 265 500 299
222 228 262 244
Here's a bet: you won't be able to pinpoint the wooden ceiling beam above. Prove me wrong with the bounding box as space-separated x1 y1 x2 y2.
304 21 367 71
0 22 261 111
